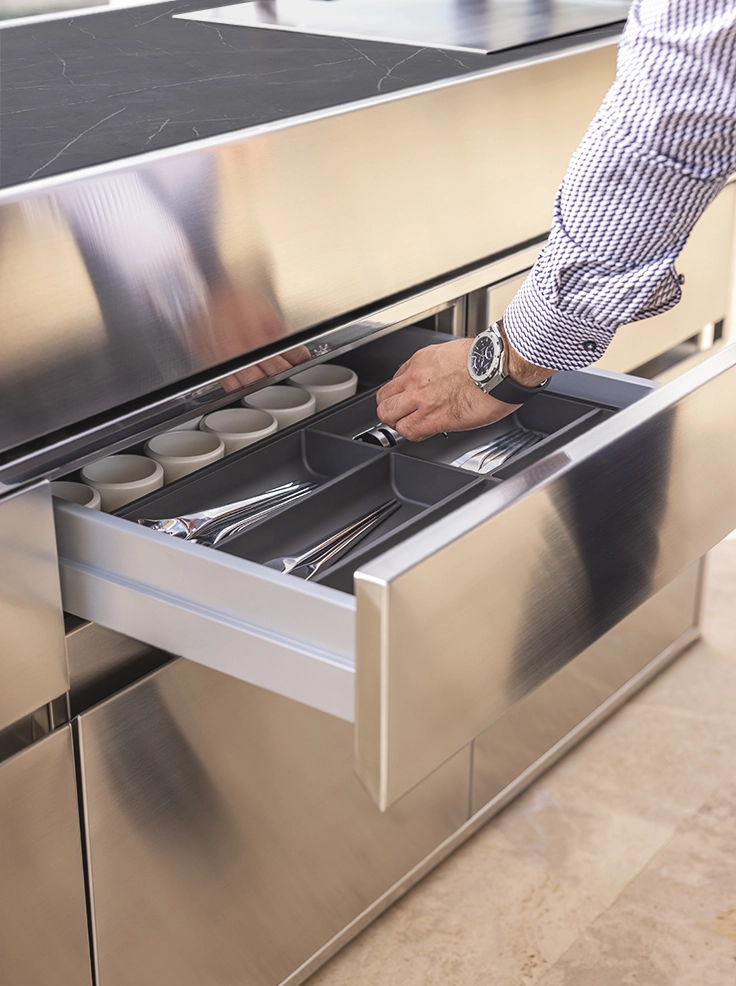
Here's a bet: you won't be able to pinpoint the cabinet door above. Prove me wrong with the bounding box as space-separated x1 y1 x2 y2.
0 727 92 986
77 659 469 986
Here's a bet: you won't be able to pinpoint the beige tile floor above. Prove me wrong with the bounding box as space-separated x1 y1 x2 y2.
307 534 736 986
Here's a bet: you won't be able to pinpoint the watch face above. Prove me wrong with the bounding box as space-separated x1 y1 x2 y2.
469 330 502 383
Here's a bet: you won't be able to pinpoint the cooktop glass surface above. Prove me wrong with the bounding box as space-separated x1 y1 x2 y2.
176 0 631 54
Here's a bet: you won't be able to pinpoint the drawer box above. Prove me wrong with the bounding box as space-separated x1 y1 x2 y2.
54 328 736 809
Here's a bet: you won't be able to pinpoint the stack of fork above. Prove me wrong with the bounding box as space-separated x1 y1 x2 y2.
451 428 544 474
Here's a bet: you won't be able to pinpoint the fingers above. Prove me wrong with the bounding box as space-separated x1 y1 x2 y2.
376 376 404 405
255 354 294 377
393 410 440 443
375 355 416 403
377 391 419 428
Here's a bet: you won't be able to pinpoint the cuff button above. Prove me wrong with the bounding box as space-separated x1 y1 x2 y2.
583 340 598 353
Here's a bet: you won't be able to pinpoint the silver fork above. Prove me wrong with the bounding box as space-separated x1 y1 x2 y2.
451 428 531 469
192 485 318 546
136 481 317 543
466 431 543 474
265 499 400 580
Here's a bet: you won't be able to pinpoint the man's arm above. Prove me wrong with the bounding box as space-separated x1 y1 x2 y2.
378 0 736 440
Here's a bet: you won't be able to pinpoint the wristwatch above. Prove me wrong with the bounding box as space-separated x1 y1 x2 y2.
468 321 549 404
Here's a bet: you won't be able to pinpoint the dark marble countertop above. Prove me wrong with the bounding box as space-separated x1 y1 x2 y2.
0 1 623 188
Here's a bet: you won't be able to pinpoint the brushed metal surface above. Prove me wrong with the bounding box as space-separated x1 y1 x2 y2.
56 500 357 721
76 574 698 986
0 726 92 986
65 620 171 714
470 560 702 812
78 659 470 986
179 0 630 54
0 39 618 458
354 345 736 808
2 240 543 487
281 612 700 986
0 482 68 732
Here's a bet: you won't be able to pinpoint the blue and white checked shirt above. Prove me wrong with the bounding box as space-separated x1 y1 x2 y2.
504 0 736 371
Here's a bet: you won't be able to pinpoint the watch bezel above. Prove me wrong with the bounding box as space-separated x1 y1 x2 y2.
468 325 505 389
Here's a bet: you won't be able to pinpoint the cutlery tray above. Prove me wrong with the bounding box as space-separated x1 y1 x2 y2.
395 395 608 476
218 454 484 581
120 432 486 590
119 430 378 524
89 324 646 592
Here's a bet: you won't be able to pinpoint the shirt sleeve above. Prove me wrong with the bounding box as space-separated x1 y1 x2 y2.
504 0 736 371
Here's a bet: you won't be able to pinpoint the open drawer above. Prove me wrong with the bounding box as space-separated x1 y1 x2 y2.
54 331 736 810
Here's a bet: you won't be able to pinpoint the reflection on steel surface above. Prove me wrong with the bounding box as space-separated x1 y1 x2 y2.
0 482 68 732
77 660 469 986
354 346 736 808
470 562 702 813
0 40 618 458
179 0 631 54
136 480 317 546
1 243 544 487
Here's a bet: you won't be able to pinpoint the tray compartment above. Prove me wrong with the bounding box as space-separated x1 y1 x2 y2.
118 430 381 523
217 455 480 578
318 476 493 594
398 394 607 474
310 391 393 444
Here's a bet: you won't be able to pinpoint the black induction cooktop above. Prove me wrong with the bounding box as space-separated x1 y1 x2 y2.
178 0 631 55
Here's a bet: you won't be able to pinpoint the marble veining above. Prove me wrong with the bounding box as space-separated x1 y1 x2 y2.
0 0 622 187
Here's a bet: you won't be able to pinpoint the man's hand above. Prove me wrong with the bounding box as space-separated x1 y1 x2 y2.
376 334 555 442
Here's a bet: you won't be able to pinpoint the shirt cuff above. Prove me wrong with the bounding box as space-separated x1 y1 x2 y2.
503 272 617 372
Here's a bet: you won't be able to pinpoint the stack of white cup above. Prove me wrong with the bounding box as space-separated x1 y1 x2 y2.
242 385 316 428
72 363 358 512
79 454 165 512
287 364 358 411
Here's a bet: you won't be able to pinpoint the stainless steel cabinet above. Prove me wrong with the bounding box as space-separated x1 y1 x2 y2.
55 341 736 810
77 660 470 986
0 727 92 986
0 482 68 732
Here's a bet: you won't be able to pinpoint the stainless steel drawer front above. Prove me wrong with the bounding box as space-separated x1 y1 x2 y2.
354 346 736 809
0 482 67 731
